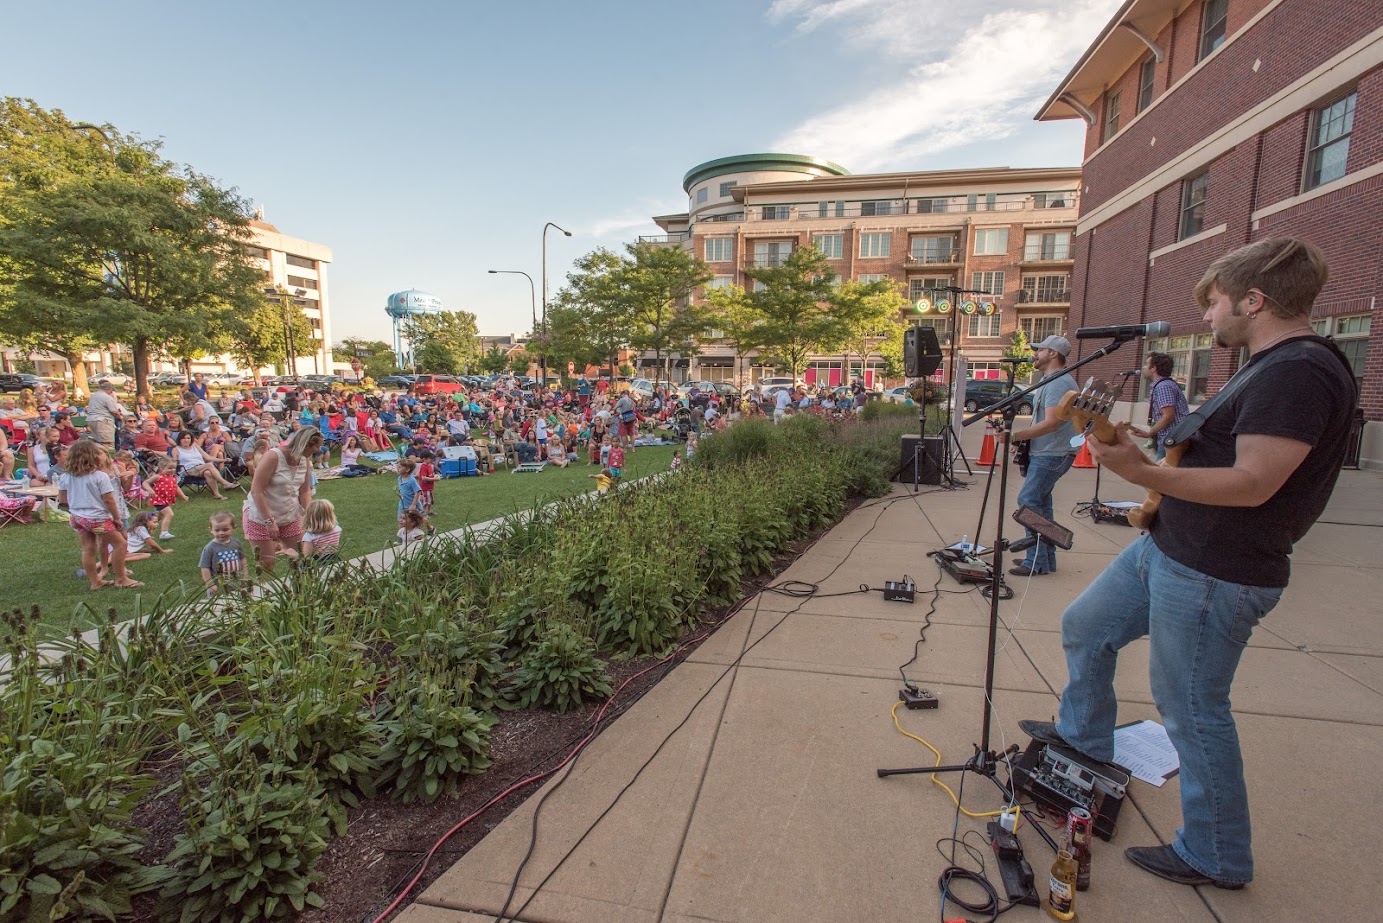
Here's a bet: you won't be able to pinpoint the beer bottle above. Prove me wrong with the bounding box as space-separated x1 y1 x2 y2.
1069 807 1093 891
1048 848 1077 920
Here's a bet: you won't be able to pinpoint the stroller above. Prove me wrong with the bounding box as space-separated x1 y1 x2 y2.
669 406 694 442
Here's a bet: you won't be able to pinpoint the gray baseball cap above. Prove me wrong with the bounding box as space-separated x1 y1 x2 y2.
1033 335 1072 357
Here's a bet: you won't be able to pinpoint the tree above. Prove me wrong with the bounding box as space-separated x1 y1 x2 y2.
835 278 909 384
552 248 638 373
225 290 314 381
0 98 264 398
622 242 713 379
744 246 842 384
477 345 511 375
334 338 396 380
703 284 765 388
401 310 480 374
1005 328 1036 382
507 349 531 376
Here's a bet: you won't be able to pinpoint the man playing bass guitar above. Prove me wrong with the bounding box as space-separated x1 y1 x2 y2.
1020 238 1356 890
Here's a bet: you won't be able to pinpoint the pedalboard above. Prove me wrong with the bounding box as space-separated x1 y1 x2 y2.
986 821 1039 906
933 550 994 586
898 687 938 709
883 579 916 603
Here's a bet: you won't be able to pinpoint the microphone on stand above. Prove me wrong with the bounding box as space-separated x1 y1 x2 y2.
1074 321 1171 340
998 356 1034 364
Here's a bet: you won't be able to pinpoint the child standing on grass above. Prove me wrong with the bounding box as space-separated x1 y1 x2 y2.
397 509 428 545
670 449 683 472
143 458 187 539
607 442 625 482
59 439 140 591
685 430 698 461
199 510 248 596
416 449 438 512
125 510 173 562
396 458 422 519
300 498 342 564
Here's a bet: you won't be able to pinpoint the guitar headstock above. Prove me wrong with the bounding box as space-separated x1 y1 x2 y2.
1054 378 1124 445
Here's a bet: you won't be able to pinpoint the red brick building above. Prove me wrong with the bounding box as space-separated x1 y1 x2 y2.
1037 0 1382 468
648 156 1082 389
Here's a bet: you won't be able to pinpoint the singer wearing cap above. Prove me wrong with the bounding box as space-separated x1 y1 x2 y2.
1020 238 1356 890
1007 334 1078 576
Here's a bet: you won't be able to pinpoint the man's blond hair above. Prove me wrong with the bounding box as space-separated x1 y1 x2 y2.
1193 237 1328 319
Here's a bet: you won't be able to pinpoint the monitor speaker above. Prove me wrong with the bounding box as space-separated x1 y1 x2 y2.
904 326 943 377
897 435 943 485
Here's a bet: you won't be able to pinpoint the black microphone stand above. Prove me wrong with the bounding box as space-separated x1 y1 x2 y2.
878 336 1129 791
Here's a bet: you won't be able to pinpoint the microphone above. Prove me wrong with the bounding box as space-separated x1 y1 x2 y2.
1074 321 1170 340
998 356 1034 363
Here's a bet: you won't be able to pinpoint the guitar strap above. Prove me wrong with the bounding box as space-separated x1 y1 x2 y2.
1164 337 1351 448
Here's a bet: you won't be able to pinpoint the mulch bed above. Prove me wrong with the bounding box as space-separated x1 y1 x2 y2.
125 500 859 923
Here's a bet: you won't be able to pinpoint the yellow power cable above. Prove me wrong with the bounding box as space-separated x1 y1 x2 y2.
889 700 1023 829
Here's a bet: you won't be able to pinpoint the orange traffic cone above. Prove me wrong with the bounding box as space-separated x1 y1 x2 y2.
977 422 997 466
1074 439 1096 469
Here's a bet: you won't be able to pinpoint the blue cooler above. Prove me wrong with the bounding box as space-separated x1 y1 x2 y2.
439 458 464 478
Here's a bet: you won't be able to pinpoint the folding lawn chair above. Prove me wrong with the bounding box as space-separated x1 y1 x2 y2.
0 496 37 528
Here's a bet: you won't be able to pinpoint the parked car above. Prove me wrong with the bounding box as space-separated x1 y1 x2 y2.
964 379 1032 415
89 371 131 388
376 375 415 390
149 371 188 388
412 374 464 395
205 372 245 388
0 373 49 393
757 376 803 390
883 386 912 403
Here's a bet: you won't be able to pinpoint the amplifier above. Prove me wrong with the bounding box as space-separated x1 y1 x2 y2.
897 435 943 485
1010 740 1125 841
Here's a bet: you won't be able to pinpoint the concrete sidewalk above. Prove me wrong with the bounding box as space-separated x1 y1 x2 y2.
400 442 1383 923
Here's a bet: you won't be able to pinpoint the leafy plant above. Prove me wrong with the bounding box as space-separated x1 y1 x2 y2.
157 755 330 922
504 622 613 712
376 680 496 804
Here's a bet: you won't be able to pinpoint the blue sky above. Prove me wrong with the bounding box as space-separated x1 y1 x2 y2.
2 0 1120 342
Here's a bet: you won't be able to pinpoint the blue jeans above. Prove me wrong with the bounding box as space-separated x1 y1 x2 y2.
1055 535 1281 883
1015 453 1075 572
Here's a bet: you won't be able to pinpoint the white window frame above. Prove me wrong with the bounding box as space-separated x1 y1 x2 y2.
1304 91 1357 192
859 232 891 259
1179 170 1209 240
1200 0 1228 60
705 276 734 291
1019 315 1064 343
1023 231 1072 261
719 181 737 197
967 313 1002 337
696 187 708 204
971 271 1006 299
812 234 843 259
1137 55 1156 112
973 228 1008 256
704 237 733 262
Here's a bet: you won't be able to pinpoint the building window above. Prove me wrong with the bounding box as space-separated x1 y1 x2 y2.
857 273 889 284
1179 170 1209 240
916 197 949 214
1146 334 1214 402
1200 0 1228 60
1312 314 1370 393
1021 275 1071 303
859 232 891 258
812 234 843 259
1103 89 1122 142
286 254 314 269
910 277 952 301
817 201 846 218
968 312 1002 337
719 181 737 197
1020 316 1065 343
1023 231 1071 261
972 271 1006 299
916 317 954 345
705 237 733 262
705 276 734 291
245 246 269 260
1305 92 1357 191
753 241 794 267
696 188 709 205
1137 55 1156 112
762 205 790 220
860 200 894 217
286 275 318 290
752 279 767 293
1033 192 1072 209
973 228 1008 255
969 362 1003 381
910 236 954 263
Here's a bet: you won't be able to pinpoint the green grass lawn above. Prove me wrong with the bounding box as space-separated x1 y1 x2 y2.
2 444 676 634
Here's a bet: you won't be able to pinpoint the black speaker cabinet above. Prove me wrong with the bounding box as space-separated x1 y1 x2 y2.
904 326 943 377
897 435 943 485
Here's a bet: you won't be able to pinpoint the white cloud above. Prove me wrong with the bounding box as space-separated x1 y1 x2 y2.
583 198 687 239
769 0 1122 170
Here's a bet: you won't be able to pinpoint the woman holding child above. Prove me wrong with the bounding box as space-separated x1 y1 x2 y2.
242 425 322 572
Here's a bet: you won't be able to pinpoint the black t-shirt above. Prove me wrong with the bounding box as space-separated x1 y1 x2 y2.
1151 337 1355 587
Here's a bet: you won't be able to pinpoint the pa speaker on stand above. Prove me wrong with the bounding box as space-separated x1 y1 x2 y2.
904 326 943 377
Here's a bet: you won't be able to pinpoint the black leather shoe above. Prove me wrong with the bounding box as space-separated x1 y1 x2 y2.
1018 719 1108 765
1009 563 1049 576
1125 845 1246 890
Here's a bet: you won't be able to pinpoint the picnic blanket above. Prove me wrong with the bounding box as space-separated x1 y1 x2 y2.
364 450 399 462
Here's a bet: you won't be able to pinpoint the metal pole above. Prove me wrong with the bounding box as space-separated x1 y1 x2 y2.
541 222 572 385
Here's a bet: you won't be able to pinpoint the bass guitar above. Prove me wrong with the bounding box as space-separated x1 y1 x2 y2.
1053 378 1179 530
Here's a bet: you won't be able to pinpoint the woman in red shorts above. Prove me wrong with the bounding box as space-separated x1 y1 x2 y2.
242 426 322 573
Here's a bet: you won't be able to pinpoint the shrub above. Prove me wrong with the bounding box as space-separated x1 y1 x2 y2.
376 681 496 805
504 622 613 712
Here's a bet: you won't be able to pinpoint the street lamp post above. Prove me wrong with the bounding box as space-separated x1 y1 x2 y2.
487 270 537 370
541 222 572 386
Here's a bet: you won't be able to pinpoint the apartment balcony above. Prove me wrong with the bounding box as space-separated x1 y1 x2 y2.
770 191 1080 221
1017 289 1072 304
749 254 792 268
905 250 961 266
638 231 691 245
1021 245 1074 264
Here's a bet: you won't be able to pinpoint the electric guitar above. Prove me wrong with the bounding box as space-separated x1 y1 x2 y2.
1050 378 1166 529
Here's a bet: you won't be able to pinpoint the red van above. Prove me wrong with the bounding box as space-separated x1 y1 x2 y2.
412 374 464 395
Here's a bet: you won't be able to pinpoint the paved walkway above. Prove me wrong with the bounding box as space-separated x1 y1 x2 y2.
399 431 1383 923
